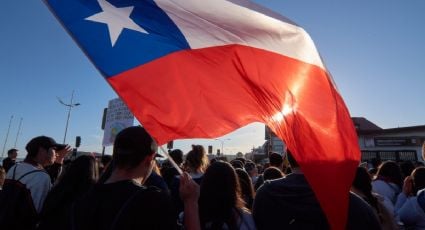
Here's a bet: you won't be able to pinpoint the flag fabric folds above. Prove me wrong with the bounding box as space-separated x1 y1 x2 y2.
44 0 360 229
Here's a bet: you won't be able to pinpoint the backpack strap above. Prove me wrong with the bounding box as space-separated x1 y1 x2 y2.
17 169 46 181
11 164 19 180
11 163 47 181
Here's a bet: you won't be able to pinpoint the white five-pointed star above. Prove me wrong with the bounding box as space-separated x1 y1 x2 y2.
85 0 148 47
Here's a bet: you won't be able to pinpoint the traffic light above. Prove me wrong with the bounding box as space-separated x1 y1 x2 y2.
75 136 81 148
208 145 213 154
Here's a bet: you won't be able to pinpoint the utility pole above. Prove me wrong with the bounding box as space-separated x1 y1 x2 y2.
58 90 80 144
215 138 231 155
14 117 23 148
1 115 13 159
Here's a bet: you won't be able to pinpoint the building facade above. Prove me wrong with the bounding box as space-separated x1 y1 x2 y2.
262 118 425 163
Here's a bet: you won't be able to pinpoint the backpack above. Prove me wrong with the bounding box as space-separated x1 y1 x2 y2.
0 164 47 230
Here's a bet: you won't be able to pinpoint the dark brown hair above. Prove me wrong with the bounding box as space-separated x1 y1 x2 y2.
199 161 245 230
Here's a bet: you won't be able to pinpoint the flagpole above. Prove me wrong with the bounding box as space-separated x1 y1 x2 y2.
1 115 13 159
14 117 23 148
159 145 183 175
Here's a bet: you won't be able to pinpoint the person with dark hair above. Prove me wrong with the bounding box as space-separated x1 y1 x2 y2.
262 167 284 181
231 159 244 169
254 153 284 190
72 126 200 230
253 149 381 230
37 155 98 230
351 166 397 229
199 161 256 230
235 157 246 166
268 152 283 169
170 149 184 166
5 136 71 213
395 167 425 228
244 161 258 185
2 148 18 172
171 145 209 215
161 149 184 189
235 168 255 210
372 161 403 217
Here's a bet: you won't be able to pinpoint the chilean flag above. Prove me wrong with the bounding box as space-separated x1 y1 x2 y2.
44 0 360 228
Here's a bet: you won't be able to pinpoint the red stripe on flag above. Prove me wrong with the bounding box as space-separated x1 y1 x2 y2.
108 44 360 229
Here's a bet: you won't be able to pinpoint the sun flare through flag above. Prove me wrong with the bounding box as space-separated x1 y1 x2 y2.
44 0 361 228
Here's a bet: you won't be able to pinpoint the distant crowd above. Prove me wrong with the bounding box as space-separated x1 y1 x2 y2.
0 126 425 230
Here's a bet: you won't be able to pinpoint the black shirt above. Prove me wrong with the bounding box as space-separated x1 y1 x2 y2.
253 173 381 230
73 180 177 230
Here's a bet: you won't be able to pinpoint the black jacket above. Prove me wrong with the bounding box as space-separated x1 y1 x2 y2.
253 173 381 230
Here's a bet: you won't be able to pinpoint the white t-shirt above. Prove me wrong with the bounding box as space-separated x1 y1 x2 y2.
6 162 52 213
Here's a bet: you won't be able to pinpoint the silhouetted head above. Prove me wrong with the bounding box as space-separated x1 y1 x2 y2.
169 149 184 165
412 167 425 194
184 145 209 173
376 161 403 188
269 152 283 168
263 166 284 180
113 126 157 170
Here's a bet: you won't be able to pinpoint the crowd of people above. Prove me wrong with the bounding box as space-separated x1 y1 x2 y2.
0 126 425 230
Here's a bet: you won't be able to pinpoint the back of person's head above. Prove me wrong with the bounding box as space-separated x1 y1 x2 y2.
113 126 157 170
376 161 403 188
41 155 98 222
230 159 244 169
184 145 208 173
169 149 183 166
244 161 257 174
7 148 18 157
352 167 378 212
269 152 283 167
235 168 254 209
286 149 299 168
412 166 425 194
199 161 244 228
263 167 284 181
235 157 246 165
55 155 98 194
25 136 64 158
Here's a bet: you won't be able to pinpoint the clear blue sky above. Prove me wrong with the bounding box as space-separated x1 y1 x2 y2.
1 0 424 158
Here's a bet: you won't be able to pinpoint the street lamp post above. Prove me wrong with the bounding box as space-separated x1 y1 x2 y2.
58 90 80 144
215 138 231 155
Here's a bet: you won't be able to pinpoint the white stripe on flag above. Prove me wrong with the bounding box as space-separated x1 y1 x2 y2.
156 0 324 69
